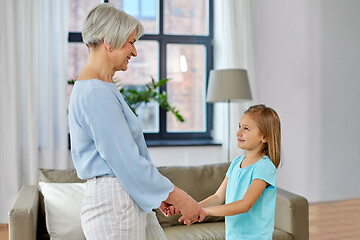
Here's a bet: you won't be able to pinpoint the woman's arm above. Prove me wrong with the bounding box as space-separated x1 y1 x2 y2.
204 179 267 217
199 177 228 208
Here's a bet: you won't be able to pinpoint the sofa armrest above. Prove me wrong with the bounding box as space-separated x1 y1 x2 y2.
275 188 309 240
8 185 39 240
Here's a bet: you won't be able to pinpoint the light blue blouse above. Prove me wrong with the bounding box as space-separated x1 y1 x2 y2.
68 79 174 213
225 155 277 240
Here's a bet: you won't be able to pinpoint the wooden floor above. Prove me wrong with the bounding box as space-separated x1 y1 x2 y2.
0 224 7 240
309 198 360 239
0 198 359 240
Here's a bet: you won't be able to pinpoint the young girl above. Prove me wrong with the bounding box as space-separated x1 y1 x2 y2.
174 104 281 239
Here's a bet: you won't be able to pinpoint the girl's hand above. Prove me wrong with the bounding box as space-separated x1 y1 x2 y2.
179 207 208 225
159 201 171 217
167 206 181 216
159 202 181 217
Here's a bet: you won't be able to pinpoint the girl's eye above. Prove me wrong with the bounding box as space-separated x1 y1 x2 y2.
244 127 249 131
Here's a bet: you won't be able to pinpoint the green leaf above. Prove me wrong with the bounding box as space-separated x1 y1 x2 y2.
115 76 185 122
157 78 169 87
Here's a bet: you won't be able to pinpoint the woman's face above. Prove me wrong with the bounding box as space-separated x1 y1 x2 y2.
112 29 138 71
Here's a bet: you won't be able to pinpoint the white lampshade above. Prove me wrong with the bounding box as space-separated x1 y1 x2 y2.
206 69 252 103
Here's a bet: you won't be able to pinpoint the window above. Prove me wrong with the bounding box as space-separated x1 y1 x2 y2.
68 0 214 143
122 0 157 20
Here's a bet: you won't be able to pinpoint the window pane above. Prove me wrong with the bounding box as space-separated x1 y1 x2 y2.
111 0 159 34
114 41 159 133
164 0 208 35
69 0 103 32
166 44 206 132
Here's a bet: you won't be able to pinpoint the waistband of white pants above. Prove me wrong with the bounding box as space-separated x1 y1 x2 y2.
87 175 117 183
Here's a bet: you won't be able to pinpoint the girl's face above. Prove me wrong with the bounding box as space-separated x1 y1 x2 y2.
112 29 138 71
237 113 267 152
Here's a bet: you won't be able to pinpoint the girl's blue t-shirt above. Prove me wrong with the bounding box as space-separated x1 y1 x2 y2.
225 155 277 240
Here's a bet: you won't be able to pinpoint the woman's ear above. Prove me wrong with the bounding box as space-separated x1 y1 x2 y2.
103 40 113 52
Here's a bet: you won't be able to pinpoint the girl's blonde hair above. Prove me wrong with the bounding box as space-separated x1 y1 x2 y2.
82 3 144 49
244 104 281 168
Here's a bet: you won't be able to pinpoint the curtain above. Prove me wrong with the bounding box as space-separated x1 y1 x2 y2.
213 0 255 161
0 0 69 223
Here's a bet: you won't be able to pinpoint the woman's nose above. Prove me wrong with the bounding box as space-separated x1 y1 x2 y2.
132 46 137 57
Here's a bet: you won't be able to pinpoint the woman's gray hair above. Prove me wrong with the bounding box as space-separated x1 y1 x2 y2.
82 3 144 49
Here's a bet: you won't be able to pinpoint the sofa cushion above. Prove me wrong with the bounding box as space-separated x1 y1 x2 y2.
163 222 292 240
273 229 293 240
37 169 85 183
38 182 86 240
156 162 231 228
164 222 225 240
37 169 84 239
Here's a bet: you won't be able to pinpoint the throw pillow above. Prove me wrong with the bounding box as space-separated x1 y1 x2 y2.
38 182 86 240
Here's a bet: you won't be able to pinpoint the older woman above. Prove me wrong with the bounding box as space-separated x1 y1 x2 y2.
68 3 205 240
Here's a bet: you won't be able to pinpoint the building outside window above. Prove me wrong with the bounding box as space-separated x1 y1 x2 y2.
68 0 213 143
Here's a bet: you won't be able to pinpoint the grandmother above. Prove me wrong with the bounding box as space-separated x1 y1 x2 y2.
68 3 205 240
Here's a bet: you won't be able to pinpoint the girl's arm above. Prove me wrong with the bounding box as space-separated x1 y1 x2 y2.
199 177 228 208
204 179 267 216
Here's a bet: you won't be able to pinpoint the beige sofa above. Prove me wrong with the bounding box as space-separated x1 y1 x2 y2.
9 162 309 240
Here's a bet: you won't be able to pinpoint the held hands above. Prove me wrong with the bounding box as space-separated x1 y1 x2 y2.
159 201 207 226
178 207 208 225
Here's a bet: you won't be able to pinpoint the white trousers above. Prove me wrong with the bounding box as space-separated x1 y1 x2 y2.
81 177 167 240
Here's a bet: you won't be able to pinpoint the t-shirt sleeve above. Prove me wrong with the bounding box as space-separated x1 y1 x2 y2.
81 86 174 213
253 160 277 187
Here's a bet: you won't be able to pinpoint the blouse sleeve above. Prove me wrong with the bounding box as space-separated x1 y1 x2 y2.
81 86 174 213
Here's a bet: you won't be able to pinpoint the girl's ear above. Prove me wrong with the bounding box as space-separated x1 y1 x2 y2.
261 136 268 143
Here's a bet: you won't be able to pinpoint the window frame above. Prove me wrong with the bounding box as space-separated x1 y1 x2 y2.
68 0 214 144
